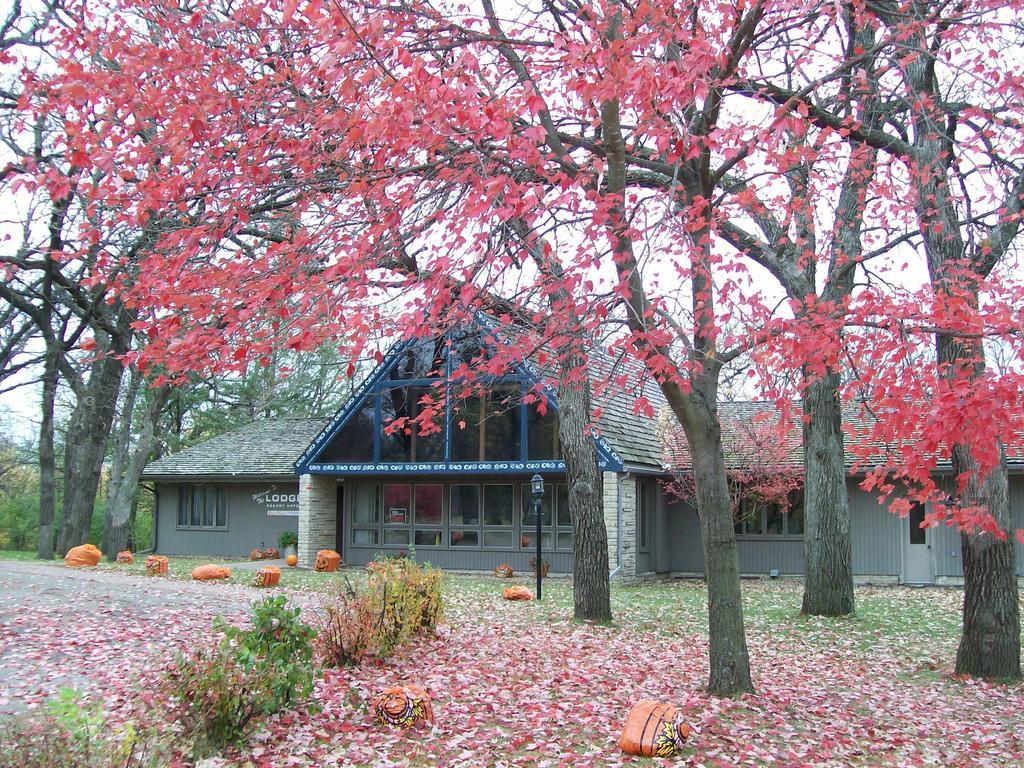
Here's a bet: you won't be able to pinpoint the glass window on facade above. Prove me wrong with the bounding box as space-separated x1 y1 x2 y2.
352 484 380 524
556 484 571 527
483 484 514 526
450 485 480 526
735 491 805 537
176 486 227 530
526 399 560 460
383 484 411 525
450 393 482 461
484 385 521 461
520 484 553 527
414 484 443 525
319 396 376 462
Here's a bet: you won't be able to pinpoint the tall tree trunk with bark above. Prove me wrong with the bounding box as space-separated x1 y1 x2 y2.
801 373 855 616
55 315 130 555
557 361 611 623
37 342 59 560
103 381 169 559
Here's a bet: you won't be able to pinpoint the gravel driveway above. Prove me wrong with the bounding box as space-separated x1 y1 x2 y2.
0 560 273 713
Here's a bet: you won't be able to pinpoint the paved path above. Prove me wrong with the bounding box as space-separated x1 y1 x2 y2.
0 561 268 713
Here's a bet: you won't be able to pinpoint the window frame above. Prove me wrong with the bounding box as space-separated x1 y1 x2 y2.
175 484 229 532
733 491 804 539
637 480 651 553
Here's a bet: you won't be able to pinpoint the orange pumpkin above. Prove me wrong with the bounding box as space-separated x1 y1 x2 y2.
502 586 533 601
115 550 134 564
372 685 433 728
64 544 102 567
191 564 231 581
618 700 692 758
255 565 281 587
145 555 169 576
285 553 298 567
263 547 280 559
249 548 264 561
314 549 341 572
494 564 514 579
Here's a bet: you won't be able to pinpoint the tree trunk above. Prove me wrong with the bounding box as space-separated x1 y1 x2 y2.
666 384 754 696
56 319 130 555
557 357 611 623
37 343 59 560
801 373 855 616
103 383 169 558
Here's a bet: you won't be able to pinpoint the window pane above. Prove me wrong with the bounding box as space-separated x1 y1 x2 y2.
353 528 379 545
484 385 521 461
483 530 514 548
450 530 479 547
521 484 553 527
388 338 444 379
450 485 480 526
191 488 202 527
786 497 804 535
414 529 443 547
383 528 410 546
527 399 560 460
557 532 573 550
520 532 553 550
352 484 380 525
909 503 927 545
216 489 227 527
383 484 411 525
450 395 481 462
414 484 443 525
447 328 498 372
204 488 216 527
765 505 784 535
483 485 514 526
637 482 649 549
380 387 413 462
556 484 571 527
411 387 444 461
319 396 375 462
177 488 188 527
746 506 763 535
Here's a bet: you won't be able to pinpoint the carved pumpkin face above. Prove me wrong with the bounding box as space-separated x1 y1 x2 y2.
314 550 341 572
372 686 433 728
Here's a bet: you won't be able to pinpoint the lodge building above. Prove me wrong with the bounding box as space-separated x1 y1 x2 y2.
141 327 1024 585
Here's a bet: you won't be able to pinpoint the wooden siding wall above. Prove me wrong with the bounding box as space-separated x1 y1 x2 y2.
154 481 299 557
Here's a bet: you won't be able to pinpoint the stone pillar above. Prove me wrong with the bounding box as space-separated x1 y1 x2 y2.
298 474 336 567
603 472 637 578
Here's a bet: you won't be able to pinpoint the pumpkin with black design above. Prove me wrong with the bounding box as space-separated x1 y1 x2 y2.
372 685 433 728
493 563 514 578
145 555 169 576
314 549 341 572
256 565 281 587
115 550 134 564
618 700 692 758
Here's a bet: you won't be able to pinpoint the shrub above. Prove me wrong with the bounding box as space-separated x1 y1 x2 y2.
369 557 443 657
279 530 298 549
313 579 380 666
161 595 316 758
0 688 157 768
313 558 443 666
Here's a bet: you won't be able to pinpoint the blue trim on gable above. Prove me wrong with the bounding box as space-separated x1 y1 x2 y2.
294 320 626 476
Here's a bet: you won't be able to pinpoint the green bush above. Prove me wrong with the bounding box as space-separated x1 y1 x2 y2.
370 557 443 655
314 579 380 666
161 595 316 758
0 688 157 768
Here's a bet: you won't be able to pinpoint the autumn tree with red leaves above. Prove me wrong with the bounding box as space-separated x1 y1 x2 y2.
13 0 1024 692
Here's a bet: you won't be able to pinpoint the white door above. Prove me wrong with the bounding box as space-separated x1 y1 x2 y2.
903 503 934 584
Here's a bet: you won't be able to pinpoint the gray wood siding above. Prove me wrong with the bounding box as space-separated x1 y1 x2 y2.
848 484 901 577
154 481 299 557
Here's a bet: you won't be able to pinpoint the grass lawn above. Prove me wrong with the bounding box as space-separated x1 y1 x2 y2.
2 551 1021 765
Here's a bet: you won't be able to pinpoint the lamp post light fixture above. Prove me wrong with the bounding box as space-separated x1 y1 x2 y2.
530 473 544 601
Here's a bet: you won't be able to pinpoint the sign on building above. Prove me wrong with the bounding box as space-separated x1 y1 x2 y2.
252 486 300 516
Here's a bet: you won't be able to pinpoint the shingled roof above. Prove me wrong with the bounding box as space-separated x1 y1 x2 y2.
142 418 329 480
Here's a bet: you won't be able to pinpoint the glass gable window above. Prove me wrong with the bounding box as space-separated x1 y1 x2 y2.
734 490 804 538
176 485 227 530
311 328 568 469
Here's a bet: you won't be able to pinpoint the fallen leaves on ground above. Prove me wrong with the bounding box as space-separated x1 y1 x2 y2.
1 561 1021 767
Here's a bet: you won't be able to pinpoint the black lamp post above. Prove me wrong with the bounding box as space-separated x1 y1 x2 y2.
530 473 544 601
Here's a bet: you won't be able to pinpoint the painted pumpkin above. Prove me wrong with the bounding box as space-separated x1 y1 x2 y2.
64 544 102 567
145 555 169 576
314 549 341 572
494 564 514 579
285 553 298 567
249 548 264 561
191 564 231 581
372 685 433 728
115 550 134 565
263 547 280 559
502 586 533 601
618 700 692 758
255 565 281 587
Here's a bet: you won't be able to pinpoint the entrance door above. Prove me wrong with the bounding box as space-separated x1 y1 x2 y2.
903 503 934 584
